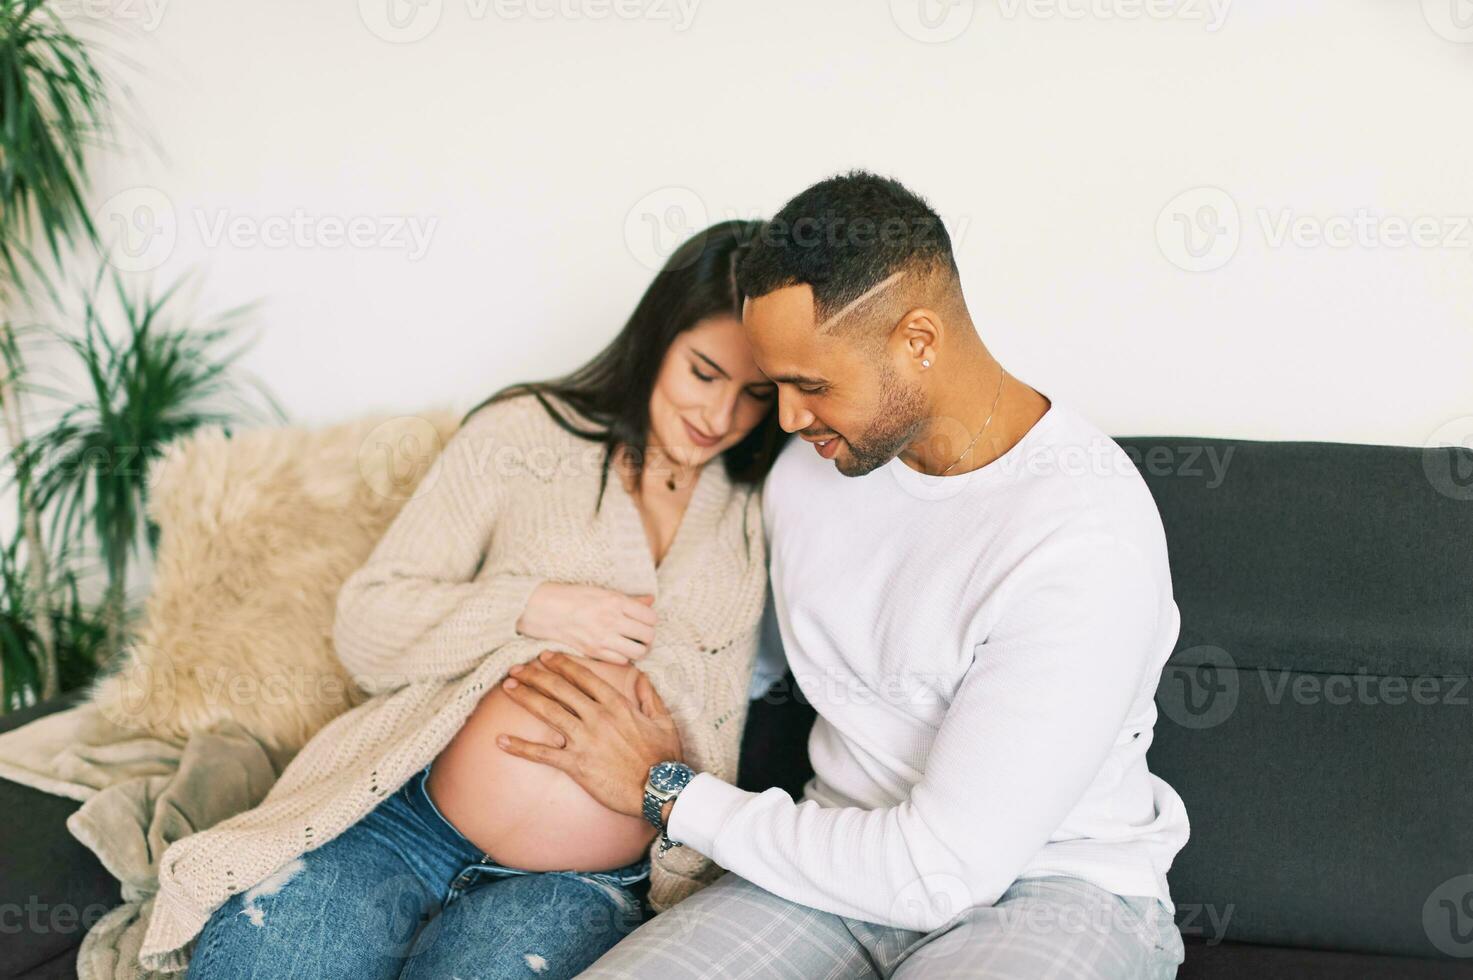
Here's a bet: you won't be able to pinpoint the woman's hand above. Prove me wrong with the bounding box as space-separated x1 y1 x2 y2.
514 582 658 665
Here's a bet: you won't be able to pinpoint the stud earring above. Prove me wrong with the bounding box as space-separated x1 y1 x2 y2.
922 359 931 368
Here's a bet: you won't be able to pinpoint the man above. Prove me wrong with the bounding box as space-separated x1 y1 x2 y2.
498 171 1190 978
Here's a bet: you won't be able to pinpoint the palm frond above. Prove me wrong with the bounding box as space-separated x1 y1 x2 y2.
0 0 113 283
11 266 285 679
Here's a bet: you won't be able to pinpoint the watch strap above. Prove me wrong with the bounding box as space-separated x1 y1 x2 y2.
642 787 668 830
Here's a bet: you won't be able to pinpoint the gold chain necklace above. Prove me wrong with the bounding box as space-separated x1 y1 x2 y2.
938 368 1007 477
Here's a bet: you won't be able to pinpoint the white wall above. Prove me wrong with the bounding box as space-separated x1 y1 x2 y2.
29 0 1473 452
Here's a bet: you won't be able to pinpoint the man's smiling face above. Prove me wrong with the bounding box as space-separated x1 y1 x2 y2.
742 283 927 477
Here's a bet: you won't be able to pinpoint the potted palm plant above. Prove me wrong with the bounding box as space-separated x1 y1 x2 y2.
0 0 113 702
0 1 287 710
24 269 286 668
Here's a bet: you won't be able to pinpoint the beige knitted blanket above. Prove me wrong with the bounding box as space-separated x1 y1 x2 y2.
0 705 281 980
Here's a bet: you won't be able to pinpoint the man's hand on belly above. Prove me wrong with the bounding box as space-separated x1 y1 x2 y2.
496 650 684 818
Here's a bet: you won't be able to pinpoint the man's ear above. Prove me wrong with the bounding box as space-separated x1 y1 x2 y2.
897 308 942 368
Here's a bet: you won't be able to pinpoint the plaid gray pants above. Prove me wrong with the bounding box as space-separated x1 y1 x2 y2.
582 872 1185 979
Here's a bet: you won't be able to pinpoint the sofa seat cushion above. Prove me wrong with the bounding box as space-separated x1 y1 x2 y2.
1182 937 1473 978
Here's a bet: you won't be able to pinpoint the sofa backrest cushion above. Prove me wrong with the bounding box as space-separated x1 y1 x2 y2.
1118 436 1473 959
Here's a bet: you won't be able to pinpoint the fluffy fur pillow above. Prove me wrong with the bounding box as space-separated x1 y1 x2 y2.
88 408 462 755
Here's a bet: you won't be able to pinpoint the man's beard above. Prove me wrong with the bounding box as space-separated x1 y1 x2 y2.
836 360 927 477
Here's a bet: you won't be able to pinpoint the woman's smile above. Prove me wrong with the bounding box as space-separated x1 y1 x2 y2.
683 418 722 449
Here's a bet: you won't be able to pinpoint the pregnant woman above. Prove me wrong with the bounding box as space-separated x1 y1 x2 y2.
142 220 788 979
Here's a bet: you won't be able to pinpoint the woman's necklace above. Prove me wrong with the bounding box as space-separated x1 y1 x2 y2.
623 447 690 493
939 368 1007 477
617 443 683 493
652 450 694 492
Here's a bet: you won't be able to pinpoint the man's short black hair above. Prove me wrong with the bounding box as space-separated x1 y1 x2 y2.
736 170 960 338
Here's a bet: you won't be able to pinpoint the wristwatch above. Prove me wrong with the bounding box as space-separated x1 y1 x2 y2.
643 761 695 855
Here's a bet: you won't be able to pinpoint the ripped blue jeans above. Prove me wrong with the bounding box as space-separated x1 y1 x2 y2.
186 764 650 980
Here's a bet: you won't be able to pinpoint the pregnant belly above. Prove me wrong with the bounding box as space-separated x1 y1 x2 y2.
426 656 657 872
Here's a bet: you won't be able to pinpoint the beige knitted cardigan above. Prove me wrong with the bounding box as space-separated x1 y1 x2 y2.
137 391 768 973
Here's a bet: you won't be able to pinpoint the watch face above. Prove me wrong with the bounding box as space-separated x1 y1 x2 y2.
649 761 693 793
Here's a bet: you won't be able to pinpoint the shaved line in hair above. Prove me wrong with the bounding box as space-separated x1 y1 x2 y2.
815 270 905 334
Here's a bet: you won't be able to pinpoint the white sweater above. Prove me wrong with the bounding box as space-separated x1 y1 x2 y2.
669 395 1191 931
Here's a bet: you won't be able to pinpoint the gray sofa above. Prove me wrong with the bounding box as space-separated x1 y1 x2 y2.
4 434 1471 978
